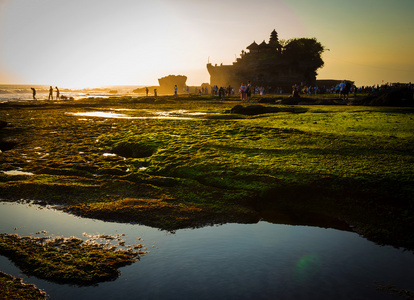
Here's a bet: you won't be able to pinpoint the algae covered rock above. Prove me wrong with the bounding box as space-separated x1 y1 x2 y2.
231 104 280 115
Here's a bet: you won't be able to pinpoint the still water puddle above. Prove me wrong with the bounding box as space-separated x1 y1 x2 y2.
67 109 207 120
2 170 35 176
68 111 135 119
0 201 413 300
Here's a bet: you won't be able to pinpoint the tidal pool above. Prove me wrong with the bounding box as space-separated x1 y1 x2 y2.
0 201 413 300
1 170 35 176
67 109 207 120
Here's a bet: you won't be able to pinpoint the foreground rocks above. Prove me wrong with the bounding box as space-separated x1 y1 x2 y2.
354 87 413 106
231 105 281 115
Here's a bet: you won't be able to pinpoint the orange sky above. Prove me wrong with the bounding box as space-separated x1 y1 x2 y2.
0 0 413 88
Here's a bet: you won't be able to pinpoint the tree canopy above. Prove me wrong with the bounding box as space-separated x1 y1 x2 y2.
283 38 325 69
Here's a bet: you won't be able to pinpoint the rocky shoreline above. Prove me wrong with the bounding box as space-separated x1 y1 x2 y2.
0 95 413 251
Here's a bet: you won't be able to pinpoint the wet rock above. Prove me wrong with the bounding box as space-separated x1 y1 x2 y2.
280 97 316 105
258 97 278 104
230 105 280 115
313 98 348 105
0 139 18 151
0 120 7 129
112 142 156 158
97 168 127 176
134 97 156 104
280 97 301 105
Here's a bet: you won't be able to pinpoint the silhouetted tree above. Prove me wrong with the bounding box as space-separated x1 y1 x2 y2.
283 38 325 83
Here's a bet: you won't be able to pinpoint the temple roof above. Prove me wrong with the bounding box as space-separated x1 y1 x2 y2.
247 41 259 50
259 40 271 48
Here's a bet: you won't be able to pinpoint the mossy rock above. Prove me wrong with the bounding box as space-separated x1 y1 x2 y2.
112 142 157 158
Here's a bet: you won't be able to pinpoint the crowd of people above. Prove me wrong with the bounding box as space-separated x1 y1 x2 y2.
30 81 411 101
199 81 413 100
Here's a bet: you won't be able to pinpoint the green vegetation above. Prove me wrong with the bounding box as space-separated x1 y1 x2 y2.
0 233 146 285
0 95 413 252
0 271 47 299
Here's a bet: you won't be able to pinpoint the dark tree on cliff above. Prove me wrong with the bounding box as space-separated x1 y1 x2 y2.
283 38 325 83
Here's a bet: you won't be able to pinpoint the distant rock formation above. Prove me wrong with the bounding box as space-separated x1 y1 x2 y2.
158 75 187 93
133 75 187 95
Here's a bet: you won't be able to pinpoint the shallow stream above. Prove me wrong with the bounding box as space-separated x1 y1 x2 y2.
0 201 413 299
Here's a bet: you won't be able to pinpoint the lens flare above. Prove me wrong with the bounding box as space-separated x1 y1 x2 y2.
294 253 322 282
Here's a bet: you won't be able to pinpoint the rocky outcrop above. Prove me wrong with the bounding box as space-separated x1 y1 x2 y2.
352 88 413 107
158 75 187 93
0 120 19 152
231 105 281 115
133 75 187 95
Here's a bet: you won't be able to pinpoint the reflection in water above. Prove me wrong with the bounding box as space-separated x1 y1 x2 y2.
68 112 135 119
2 170 35 176
67 110 205 120
260 206 353 232
102 153 117 157
0 201 413 300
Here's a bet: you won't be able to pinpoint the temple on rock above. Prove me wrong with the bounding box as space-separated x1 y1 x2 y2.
207 30 324 90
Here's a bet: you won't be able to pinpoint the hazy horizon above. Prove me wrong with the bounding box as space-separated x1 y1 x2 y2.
1 0 413 89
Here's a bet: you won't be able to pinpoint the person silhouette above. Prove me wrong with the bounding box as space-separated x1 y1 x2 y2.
55 87 60 100
31 87 36 100
48 86 53 100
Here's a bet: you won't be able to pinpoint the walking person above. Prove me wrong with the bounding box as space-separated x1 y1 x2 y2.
339 80 346 100
48 86 53 100
240 83 247 101
31 87 36 100
55 86 60 100
246 81 252 102
174 85 178 96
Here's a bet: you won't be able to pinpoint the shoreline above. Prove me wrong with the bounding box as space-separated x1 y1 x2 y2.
0 95 413 252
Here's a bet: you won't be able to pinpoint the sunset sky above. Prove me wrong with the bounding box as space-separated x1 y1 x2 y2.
0 0 413 88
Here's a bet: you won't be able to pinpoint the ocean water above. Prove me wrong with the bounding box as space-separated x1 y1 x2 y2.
0 84 145 102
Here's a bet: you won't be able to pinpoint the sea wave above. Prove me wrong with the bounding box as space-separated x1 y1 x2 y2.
0 85 146 101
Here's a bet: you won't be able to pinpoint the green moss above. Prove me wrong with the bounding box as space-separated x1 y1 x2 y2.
0 271 47 300
0 233 146 286
0 97 413 250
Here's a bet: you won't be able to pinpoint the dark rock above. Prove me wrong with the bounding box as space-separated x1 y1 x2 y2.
134 97 155 104
231 105 280 115
0 120 7 130
280 97 302 105
354 88 413 107
258 98 277 104
0 140 18 151
313 98 348 105
112 142 156 158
